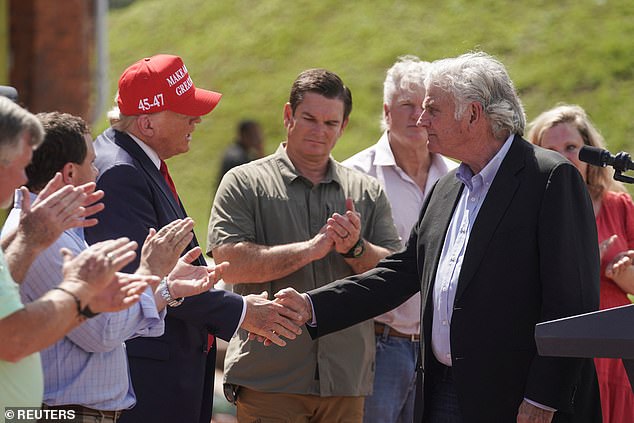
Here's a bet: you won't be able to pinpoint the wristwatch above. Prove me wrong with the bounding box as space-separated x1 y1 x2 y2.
342 237 365 258
159 277 184 307
80 304 100 319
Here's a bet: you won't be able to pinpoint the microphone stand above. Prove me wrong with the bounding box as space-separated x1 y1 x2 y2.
612 151 634 184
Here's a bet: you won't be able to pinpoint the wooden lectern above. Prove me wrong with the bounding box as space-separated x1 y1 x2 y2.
535 303 634 390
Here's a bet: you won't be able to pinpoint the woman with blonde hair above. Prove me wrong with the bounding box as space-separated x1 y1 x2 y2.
529 104 634 423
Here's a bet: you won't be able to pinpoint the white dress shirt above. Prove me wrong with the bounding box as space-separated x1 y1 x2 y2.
343 131 458 334
431 134 513 366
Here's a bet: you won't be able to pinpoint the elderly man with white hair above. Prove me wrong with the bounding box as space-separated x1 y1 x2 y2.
277 51 602 423
342 55 457 423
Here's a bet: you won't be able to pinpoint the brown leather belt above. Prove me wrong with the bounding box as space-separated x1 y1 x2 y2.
41 404 124 420
374 322 420 341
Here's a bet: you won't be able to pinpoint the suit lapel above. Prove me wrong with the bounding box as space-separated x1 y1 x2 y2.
419 173 463 333
111 129 205 266
421 175 464 292
112 130 183 216
455 135 525 301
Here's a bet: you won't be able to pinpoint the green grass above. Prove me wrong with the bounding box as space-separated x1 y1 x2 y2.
105 0 634 244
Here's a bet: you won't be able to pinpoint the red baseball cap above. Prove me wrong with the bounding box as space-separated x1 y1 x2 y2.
117 54 222 116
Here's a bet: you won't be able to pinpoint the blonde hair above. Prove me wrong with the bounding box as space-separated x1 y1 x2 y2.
527 104 625 200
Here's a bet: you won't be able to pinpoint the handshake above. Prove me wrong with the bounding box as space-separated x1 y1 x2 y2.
240 288 313 347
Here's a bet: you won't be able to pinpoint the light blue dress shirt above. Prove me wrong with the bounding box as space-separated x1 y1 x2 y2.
1 190 166 411
431 134 514 366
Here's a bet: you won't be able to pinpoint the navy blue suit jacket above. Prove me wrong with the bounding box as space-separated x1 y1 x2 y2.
85 128 244 423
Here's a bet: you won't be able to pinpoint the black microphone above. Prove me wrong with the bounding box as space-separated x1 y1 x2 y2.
579 145 634 172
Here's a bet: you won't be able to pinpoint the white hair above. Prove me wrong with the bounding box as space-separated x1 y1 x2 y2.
381 55 431 131
106 92 137 132
426 51 526 140
0 97 43 163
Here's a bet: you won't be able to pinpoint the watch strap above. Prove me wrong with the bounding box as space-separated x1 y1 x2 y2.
160 277 184 307
341 237 365 258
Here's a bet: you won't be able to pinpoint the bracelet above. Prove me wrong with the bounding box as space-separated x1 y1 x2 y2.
52 287 100 319
52 286 81 316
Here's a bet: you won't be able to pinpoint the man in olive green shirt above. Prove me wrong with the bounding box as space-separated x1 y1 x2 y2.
208 69 401 422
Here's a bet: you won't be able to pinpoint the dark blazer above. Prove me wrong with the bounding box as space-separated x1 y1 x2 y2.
85 128 244 423
307 136 601 423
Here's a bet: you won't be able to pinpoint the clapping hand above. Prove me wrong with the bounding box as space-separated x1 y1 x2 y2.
165 247 230 299
325 198 361 254
138 218 195 278
89 272 158 313
18 173 104 250
60 237 138 304
605 250 634 280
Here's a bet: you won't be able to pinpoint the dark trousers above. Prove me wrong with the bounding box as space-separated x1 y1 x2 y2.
426 358 464 423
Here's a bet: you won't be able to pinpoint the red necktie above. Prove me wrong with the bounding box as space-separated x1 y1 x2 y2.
159 160 179 203
160 160 214 351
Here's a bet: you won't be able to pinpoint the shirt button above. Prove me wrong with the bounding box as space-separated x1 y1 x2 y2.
446 353 451 359
442 320 448 325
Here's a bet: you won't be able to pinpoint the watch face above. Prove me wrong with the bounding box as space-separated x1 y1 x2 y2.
342 238 365 258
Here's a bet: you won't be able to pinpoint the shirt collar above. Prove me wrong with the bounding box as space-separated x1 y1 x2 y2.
375 131 457 189
373 131 397 167
456 133 515 190
127 132 161 170
274 142 341 187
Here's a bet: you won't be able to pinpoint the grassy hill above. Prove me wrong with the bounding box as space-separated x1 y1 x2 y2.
106 0 634 244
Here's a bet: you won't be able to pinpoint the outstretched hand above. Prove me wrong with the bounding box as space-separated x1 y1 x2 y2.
516 399 554 423
241 292 304 347
166 247 230 299
274 287 313 324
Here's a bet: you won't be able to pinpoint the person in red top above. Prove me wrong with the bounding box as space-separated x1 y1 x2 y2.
529 103 634 423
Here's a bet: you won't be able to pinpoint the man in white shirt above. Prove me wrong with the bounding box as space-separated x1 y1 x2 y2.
342 56 456 423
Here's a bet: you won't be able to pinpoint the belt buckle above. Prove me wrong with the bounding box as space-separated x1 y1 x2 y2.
410 333 417 342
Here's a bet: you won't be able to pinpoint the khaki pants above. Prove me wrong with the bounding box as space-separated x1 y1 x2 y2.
236 387 364 423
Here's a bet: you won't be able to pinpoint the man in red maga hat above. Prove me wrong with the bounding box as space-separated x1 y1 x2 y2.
85 54 304 423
